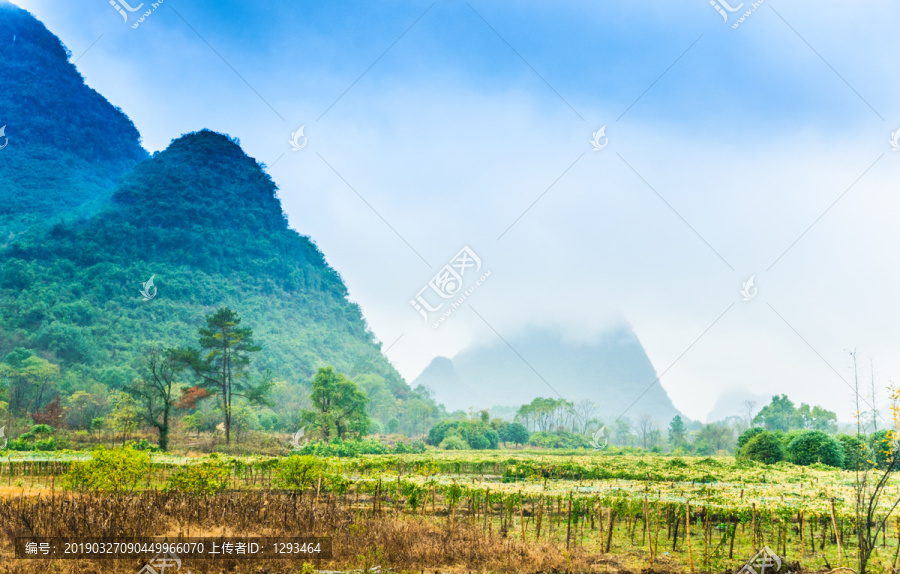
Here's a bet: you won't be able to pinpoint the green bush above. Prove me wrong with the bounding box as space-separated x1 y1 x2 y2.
870 430 897 468
439 435 468 450
836 433 872 470
786 430 843 468
391 440 426 454
736 427 766 450
528 431 592 449
740 431 785 465
63 447 150 492
296 438 388 457
427 420 499 450
274 456 327 490
166 460 230 495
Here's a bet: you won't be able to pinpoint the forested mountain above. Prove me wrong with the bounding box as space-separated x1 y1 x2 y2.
0 3 416 433
0 1 147 234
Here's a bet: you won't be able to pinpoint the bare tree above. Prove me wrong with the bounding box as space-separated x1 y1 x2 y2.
740 399 757 428
850 350 900 574
572 398 599 434
638 414 655 450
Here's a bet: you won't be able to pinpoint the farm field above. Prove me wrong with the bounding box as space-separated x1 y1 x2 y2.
0 449 894 573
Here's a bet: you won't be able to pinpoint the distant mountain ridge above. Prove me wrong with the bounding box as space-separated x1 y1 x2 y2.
414 326 685 424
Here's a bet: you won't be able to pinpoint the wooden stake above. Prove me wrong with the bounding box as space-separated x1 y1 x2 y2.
686 502 694 573
829 498 843 567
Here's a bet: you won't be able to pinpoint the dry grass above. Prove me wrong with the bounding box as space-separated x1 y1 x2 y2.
0 490 653 574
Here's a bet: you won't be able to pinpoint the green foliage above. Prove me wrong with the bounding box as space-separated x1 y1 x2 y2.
0 4 147 234
427 419 499 450
0 127 416 433
739 431 785 465
301 367 370 441
295 438 388 457
439 435 468 450
668 415 687 448
737 427 766 450
63 447 150 492
753 395 838 433
166 459 230 495
870 430 895 468
499 422 530 446
391 440 426 454
786 430 844 468
528 431 592 449
692 423 733 455
275 455 349 493
836 433 872 470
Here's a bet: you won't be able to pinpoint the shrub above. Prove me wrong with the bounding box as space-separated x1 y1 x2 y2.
736 427 766 450
870 430 896 468
836 433 872 470
274 456 327 490
786 430 844 468
439 435 468 450
63 447 150 492
296 438 388 457
428 420 499 450
528 431 592 449
740 431 785 464
167 460 230 495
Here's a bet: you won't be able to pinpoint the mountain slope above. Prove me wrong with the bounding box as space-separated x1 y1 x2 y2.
0 129 406 395
0 2 147 234
414 326 684 424
0 2 408 409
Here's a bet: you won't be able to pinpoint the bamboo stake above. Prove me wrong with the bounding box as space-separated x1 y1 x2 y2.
520 493 525 542
606 509 616 553
686 502 694 573
829 498 843 567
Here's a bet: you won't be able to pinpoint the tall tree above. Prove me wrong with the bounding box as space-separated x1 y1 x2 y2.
170 307 270 444
302 367 370 440
125 348 183 451
668 415 687 449
753 394 796 432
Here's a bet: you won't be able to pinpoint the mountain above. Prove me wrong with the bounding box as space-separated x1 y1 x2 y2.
0 5 408 412
705 390 768 424
414 325 684 424
0 2 147 235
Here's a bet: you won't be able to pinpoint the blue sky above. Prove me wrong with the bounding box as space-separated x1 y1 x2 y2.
10 0 900 422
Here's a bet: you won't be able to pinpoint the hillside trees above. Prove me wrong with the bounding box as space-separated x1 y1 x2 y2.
0 348 59 420
302 367 370 441
125 348 184 451
170 308 272 444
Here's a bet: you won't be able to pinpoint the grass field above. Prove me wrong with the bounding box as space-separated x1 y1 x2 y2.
0 448 896 573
